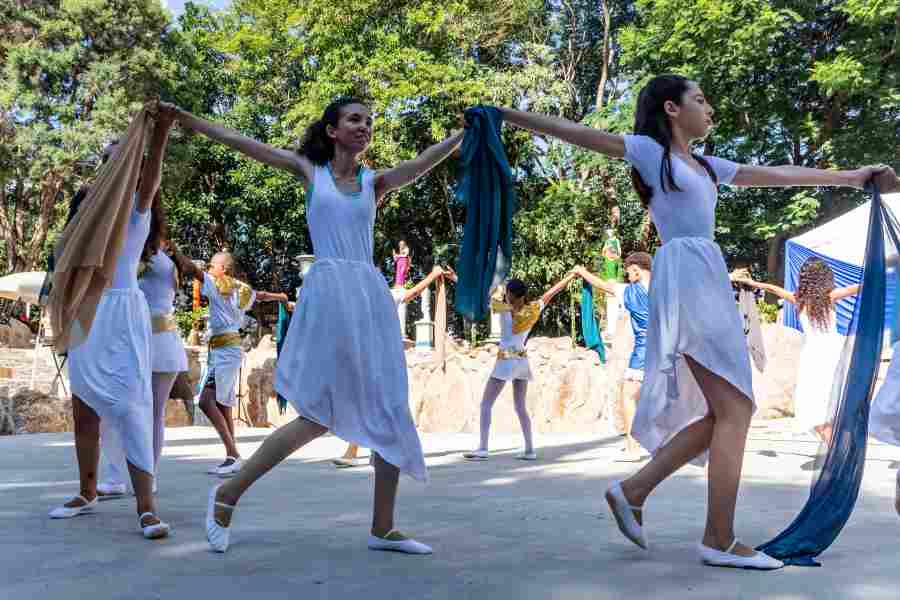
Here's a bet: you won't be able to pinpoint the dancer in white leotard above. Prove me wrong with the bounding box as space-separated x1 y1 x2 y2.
173 97 466 555
497 74 894 569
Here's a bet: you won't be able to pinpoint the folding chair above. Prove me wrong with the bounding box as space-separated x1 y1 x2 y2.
30 315 67 397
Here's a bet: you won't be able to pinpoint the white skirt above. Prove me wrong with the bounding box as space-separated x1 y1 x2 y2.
200 345 242 408
150 326 188 374
491 356 533 381
792 334 844 433
68 288 154 474
632 237 756 465
274 258 427 482
870 342 900 446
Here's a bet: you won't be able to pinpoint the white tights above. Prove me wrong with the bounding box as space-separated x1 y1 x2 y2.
101 372 177 488
478 377 533 452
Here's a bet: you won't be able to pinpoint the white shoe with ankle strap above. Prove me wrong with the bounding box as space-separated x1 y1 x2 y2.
368 530 433 555
139 513 170 539
698 539 784 570
49 495 98 519
605 481 647 549
206 483 234 553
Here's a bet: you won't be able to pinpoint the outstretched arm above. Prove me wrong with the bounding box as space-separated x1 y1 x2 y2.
499 108 625 158
830 284 860 303
402 266 445 303
732 164 898 191
167 242 204 283
731 277 796 305
137 102 176 213
374 131 465 204
257 291 289 303
541 272 577 306
570 265 618 296
175 107 314 184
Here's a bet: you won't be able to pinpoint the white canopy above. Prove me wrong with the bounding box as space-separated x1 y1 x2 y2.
789 193 900 266
0 272 46 304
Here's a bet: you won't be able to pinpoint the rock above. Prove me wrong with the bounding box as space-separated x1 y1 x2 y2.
0 319 33 349
5 389 73 434
165 397 192 427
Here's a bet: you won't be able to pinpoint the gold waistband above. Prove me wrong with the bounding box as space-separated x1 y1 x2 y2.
497 349 527 360
209 332 241 349
151 314 177 334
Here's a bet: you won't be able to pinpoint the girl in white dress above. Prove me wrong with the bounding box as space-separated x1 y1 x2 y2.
173 98 466 554
497 74 894 569
462 274 575 461
97 201 190 497
732 260 859 442
49 104 177 539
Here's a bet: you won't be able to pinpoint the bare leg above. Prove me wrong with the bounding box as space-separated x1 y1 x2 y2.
512 380 534 454
152 373 177 473
66 396 100 507
215 416 327 526
371 452 400 536
222 405 236 445
199 387 241 459
477 378 506 451
620 355 755 556
621 380 642 456
127 461 158 519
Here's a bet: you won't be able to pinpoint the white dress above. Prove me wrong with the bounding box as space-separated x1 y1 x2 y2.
870 342 900 446
68 204 154 474
139 250 188 373
274 165 427 482
491 300 544 382
792 311 844 433
624 135 754 464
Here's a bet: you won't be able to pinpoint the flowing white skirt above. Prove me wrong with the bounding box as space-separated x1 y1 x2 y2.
150 324 188 374
870 342 900 446
632 237 756 465
69 288 154 474
793 331 844 433
274 258 427 482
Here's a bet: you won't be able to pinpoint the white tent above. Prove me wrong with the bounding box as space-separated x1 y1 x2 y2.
0 271 45 304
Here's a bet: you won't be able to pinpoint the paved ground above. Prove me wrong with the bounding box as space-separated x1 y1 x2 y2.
2 422 900 600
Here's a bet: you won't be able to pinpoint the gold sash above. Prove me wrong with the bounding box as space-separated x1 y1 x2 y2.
497 349 527 360
209 331 241 349
151 313 177 334
491 300 542 335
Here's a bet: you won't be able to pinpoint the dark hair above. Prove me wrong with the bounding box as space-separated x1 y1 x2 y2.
506 278 528 301
141 189 169 263
796 257 836 331
297 97 369 165
631 74 718 208
624 252 652 272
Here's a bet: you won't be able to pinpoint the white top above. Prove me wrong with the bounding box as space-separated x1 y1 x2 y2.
202 272 256 336
139 250 177 315
109 200 148 291
623 135 739 242
498 300 545 352
307 165 376 263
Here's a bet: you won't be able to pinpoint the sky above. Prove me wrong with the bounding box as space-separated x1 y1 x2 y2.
163 0 230 16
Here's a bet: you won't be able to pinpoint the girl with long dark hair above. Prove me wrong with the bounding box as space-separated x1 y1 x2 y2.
171 97 465 554
497 74 896 569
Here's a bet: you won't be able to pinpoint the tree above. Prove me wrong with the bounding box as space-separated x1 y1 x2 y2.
0 0 174 274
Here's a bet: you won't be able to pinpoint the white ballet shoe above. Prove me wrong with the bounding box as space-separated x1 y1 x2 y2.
97 482 127 500
463 449 489 460
215 457 242 478
698 539 783 570
515 451 537 461
368 530 433 555
333 457 367 469
605 481 647 549
139 512 171 540
49 495 98 519
206 483 234 553
207 457 235 475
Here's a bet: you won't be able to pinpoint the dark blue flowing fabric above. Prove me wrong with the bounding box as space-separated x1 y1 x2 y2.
758 184 897 566
454 106 515 322
275 302 292 414
580 282 606 363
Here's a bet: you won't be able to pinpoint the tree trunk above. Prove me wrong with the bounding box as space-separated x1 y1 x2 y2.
595 0 612 112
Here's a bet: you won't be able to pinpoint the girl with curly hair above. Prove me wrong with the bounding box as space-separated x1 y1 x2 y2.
733 257 859 441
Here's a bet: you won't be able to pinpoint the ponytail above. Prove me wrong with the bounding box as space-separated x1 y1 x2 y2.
297 96 368 165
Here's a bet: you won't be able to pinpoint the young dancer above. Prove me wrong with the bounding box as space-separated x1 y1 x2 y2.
97 195 189 497
462 273 576 461
50 103 176 539
170 251 284 476
393 240 411 288
497 74 895 568
172 97 466 554
732 261 858 443
334 265 456 468
572 252 653 461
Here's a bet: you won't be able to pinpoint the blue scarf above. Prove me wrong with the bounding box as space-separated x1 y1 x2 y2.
758 183 895 566
454 106 515 321
580 281 606 362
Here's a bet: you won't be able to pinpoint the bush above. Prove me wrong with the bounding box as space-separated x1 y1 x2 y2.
757 299 779 324
175 306 208 338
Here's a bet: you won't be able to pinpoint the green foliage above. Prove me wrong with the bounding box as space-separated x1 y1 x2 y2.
757 299 779 324
175 305 209 338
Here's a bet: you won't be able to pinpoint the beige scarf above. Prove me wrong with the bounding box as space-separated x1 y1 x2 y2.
49 109 153 353
433 274 447 371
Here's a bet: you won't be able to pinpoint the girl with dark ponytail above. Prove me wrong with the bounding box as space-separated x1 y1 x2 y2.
498 76 895 570
172 98 466 556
